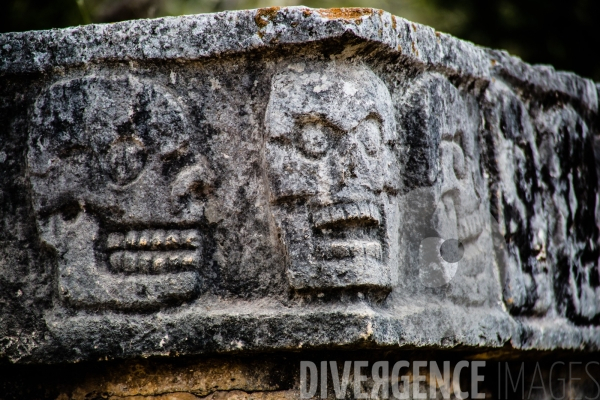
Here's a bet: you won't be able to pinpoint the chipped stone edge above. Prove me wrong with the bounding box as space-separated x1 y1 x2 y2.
0 7 597 112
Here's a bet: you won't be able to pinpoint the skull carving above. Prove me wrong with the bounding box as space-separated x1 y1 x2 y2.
264 61 400 293
400 73 500 305
28 75 214 311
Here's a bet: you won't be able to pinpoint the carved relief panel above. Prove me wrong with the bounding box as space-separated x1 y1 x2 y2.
396 73 502 307
28 75 215 311
482 81 600 323
534 104 600 323
264 61 400 293
481 82 554 316
27 66 592 321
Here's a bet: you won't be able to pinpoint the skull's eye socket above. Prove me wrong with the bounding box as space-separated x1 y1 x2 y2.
355 118 382 156
190 181 214 201
57 144 88 159
104 139 147 185
298 123 329 158
452 142 466 179
58 200 82 221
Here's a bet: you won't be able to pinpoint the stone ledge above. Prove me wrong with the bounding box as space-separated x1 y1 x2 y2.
0 7 597 111
0 7 599 365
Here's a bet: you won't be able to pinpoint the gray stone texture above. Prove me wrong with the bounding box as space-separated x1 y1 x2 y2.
0 7 599 364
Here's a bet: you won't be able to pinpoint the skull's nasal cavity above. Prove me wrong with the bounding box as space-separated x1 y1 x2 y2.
105 137 147 185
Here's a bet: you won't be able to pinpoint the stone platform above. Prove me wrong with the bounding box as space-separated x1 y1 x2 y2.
1 7 599 399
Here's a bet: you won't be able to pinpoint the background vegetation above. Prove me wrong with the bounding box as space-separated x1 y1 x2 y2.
2 0 600 81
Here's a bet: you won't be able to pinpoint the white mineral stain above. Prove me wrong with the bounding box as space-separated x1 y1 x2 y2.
288 63 305 72
210 78 221 90
360 321 374 340
343 81 357 96
159 334 169 348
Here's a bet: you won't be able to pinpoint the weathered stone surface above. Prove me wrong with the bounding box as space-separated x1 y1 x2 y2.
0 6 599 367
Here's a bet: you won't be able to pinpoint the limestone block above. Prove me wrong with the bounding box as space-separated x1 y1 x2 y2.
0 7 599 364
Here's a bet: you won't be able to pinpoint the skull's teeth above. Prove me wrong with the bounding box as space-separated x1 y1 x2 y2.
313 202 381 229
458 210 484 241
106 233 125 250
316 240 382 260
184 231 201 248
164 232 180 249
109 250 199 274
150 230 165 249
107 230 201 250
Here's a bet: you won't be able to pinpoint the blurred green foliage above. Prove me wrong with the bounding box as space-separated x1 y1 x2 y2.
1 0 599 80
426 0 600 82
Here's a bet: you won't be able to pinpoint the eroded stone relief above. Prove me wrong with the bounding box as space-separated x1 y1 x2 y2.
264 61 400 292
23 65 598 324
534 104 600 322
28 75 215 311
482 81 600 322
481 82 554 316
397 73 502 306
264 67 504 306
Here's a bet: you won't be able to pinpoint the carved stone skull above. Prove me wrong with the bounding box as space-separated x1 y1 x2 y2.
28 75 214 311
400 73 500 305
264 61 400 293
